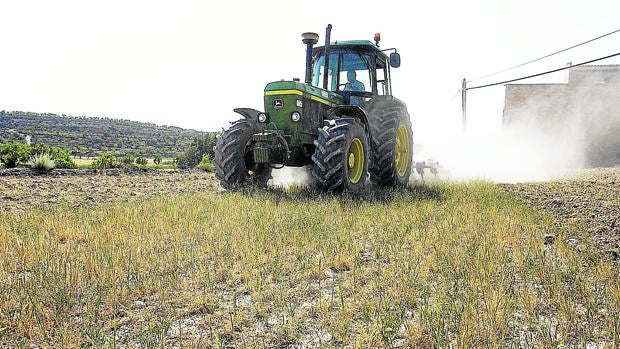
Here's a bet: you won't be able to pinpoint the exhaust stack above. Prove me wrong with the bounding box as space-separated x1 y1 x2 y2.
322 24 332 90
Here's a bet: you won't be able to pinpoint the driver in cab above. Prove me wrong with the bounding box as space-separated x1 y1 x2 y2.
343 70 364 105
343 70 364 92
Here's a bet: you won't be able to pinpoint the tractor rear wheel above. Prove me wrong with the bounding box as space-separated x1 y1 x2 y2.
311 118 369 193
214 119 271 189
368 107 413 186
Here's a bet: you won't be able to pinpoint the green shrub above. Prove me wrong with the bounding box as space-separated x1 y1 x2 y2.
174 153 188 169
31 153 55 171
54 157 78 169
121 154 135 167
175 133 218 169
153 154 162 165
198 154 215 172
91 153 119 169
136 157 148 166
31 144 77 169
0 141 31 168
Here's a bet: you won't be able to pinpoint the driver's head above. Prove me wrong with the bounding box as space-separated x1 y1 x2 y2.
347 70 356 83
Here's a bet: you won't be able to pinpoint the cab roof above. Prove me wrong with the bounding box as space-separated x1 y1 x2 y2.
313 40 386 56
333 40 377 47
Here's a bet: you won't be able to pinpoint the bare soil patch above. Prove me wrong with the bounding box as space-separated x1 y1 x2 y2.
500 166 620 258
0 167 219 212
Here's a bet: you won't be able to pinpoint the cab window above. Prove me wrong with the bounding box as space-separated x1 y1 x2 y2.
376 58 388 95
337 53 370 92
312 53 339 91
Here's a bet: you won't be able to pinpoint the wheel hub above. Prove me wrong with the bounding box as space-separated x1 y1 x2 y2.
395 125 410 177
348 138 364 184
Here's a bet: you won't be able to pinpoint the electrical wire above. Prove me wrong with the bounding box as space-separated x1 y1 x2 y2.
466 52 620 90
468 28 620 83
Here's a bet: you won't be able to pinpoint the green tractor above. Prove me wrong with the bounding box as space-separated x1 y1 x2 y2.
215 24 413 193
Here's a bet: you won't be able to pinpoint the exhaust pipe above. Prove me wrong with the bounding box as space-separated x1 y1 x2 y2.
322 24 332 90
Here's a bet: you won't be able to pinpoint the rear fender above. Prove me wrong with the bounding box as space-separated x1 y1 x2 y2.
363 96 409 120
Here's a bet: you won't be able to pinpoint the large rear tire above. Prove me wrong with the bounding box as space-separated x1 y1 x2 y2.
214 119 271 189
311 118 369 193
368 107 413 186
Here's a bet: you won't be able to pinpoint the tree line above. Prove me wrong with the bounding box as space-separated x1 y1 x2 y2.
1 131 220 172
1 111 221 172
0 111 202 158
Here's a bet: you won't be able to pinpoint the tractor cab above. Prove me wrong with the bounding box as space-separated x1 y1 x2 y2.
311 39 401 106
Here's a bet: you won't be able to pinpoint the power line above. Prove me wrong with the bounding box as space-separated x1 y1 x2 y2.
468 28 620 83
466 52 620 90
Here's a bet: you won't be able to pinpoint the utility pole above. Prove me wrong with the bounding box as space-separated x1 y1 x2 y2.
461 78 467 135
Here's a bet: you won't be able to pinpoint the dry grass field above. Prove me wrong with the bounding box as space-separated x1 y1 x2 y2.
0 167 619 348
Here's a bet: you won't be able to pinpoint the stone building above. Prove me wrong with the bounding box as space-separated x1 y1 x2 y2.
503 65 620 167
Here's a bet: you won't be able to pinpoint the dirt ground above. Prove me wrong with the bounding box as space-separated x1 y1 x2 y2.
500 166 620 258
1 166 619 257
0 167 220 213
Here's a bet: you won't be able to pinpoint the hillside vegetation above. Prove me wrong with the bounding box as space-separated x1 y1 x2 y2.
0 173 618 348
0 111 206 158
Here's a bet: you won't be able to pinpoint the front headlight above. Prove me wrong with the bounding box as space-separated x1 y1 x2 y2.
258 113 268 123
291 111 302 122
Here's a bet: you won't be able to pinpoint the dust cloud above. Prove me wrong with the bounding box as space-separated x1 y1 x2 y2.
269 166 313 187
415 77 619 183
417 127 585 184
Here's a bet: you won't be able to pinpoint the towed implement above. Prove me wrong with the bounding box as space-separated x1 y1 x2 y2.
215 24 420 193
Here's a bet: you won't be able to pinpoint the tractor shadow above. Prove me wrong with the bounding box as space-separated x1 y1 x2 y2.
237 183 444 206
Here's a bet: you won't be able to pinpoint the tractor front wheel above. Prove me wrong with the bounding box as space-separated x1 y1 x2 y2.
311 118 369 193
214 119 271 189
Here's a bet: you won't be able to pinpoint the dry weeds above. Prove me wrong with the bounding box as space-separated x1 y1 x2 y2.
0 168 619 348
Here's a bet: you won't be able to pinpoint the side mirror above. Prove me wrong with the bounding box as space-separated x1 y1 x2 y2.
389 52 401 68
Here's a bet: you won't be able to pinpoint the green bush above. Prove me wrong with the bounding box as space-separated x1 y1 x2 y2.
31 153 55 171
121 154 135 167
175 133 218 169
91 153 119 169
153 154 162 165
136 157 148 166
0 141 31 168
31 144 77 169
198 154 215 172
175 153 188 169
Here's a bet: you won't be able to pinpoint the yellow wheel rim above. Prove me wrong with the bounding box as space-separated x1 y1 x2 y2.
395 125 410 177
348 138 364 184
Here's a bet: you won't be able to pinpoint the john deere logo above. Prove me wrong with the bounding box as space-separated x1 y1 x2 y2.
273 99 283 109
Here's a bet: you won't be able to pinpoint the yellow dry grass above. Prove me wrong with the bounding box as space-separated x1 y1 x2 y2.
0 182 618 348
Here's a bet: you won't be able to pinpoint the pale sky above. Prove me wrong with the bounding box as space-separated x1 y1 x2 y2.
1 0 619 145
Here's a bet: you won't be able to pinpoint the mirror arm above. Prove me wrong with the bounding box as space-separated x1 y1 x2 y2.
380 48 398 54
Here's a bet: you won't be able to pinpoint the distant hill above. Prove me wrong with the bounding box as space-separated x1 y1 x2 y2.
0 111 205 158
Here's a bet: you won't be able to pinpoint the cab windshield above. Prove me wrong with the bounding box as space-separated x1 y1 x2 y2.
312 51 371 93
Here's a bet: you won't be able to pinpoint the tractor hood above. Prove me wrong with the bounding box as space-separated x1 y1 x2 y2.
260 81 344 151
264 81 344 107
